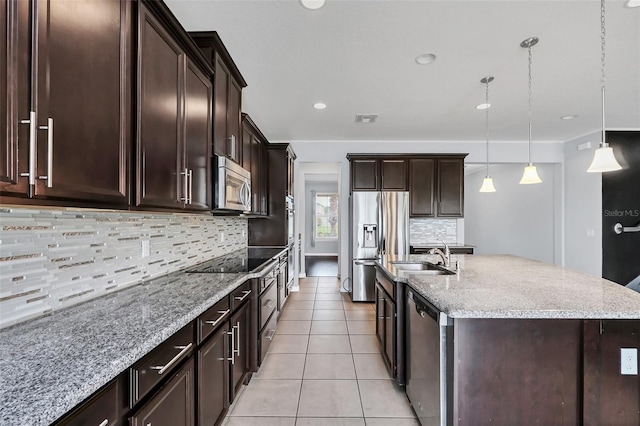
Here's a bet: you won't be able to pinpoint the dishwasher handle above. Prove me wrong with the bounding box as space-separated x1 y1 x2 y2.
409 290 438 321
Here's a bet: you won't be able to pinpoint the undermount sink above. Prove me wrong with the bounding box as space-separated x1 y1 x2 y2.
391 261 455 275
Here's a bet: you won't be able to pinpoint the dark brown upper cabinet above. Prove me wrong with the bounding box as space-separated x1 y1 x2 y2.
349 157 408 191
242 114 268 215
135 3 212 211
190 32 247 165
409 156 466 218
351 158 379 191
0 0 131 206
381 159 408 190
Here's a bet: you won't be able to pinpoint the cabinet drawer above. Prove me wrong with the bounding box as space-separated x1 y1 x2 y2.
376 271 395 301
260 282 277 331
230 281 252 311
198 296 230 344
259 312 277 366
56 379 120 426
129 323 194 408
129 358 195 426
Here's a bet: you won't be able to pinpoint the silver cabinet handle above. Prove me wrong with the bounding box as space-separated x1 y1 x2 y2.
98 420 108 426
233 321 241 357
188 168 193 204
235 290 251 302
19 111 36 185
614 222 640 234
205 309 230 328
180 168 189 203
227 135 236 159
38 117 53 187
227 328 235 365
150 343 193 375
265 329 276 340
263 299 274 310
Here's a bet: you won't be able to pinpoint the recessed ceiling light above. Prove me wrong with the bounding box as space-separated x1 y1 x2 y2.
476 103 491 110
313 102 327 110
300 0 325 10
415 53 436 65
624 0 640 8
561 115 578 120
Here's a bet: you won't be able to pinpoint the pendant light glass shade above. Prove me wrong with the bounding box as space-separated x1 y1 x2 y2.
587 145 622 172
519 164 542 184
479 177 497 192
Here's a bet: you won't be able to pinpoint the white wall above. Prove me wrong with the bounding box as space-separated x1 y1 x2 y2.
291 140 565 281
305 181 340 255
563 131 602 276
464 163 561 264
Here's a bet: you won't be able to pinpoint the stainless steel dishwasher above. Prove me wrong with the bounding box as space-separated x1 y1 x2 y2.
406 289 451 426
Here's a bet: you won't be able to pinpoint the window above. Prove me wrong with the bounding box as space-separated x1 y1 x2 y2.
315 192 339 239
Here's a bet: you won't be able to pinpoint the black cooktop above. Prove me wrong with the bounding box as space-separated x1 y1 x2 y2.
186 247 284 273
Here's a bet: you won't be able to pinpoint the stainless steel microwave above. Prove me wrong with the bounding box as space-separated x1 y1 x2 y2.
213 155 251 212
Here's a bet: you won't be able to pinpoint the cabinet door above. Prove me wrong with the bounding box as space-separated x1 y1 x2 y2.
438 158 464 217
409 158 436 217
31 0 129 204
251 135 266 214
375 284 385 346
136 5 184 209
198 325 229 426
384 296 395 373
381 159 407 190
241 122 252 172
213 57 229 159
227 79 242 164
183 60 212 211
1 0 31 197
351 159 379 191
129 358 195 426
230 301 251 402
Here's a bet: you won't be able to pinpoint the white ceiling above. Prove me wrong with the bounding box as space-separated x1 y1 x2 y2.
166 0 640 143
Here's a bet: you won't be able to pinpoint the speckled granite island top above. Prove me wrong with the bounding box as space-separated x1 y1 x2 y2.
378 254 640 319
0 267 263 426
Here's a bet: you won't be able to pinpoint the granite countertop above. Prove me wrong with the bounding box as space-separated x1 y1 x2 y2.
0 264 265 426
378 254 640 319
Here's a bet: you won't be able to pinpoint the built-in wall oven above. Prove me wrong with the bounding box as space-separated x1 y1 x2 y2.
276 251 288 313
213 155 251 212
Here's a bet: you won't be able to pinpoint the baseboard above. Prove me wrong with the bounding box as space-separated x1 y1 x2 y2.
298 273 307 278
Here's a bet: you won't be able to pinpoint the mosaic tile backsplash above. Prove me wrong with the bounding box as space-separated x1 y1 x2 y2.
409 218 458 246
0 207 247 329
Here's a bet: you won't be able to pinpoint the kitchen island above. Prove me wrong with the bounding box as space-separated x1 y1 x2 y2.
376 254 640 426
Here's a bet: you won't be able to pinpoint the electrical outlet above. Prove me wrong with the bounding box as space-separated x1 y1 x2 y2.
586 229 595 237
141 240 150 258
621 348 638 375
220 231 225 242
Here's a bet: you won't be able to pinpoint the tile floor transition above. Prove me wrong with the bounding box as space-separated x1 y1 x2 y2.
222 276 418 426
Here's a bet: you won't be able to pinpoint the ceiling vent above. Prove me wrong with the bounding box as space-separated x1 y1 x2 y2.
355 114 378 123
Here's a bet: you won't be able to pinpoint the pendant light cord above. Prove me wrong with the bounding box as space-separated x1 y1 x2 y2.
527 43 533 165
485 80 490 176
601 0 607 147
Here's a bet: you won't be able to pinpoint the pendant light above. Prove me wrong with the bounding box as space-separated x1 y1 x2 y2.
479 76 496 193
587 0 622 173
519 37 542 185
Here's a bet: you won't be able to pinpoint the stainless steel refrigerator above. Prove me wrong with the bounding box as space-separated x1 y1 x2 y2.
350 191 409 302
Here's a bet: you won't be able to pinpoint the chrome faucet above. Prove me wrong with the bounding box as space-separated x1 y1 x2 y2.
428 240 451 268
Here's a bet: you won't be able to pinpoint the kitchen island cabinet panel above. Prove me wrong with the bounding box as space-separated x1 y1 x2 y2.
1 0 131 205
453 318 581 425
583 319 640 426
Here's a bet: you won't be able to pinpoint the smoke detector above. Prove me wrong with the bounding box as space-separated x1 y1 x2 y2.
355 114 379 123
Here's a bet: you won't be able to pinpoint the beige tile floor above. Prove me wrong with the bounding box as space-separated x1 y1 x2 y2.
223 276 418 426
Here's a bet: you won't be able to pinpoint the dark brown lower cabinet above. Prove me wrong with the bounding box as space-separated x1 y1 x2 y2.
198 324 229 426
375 281 395 377
129 358 195 426
55 379 123 426
230 301 251 402
583 319 640 426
